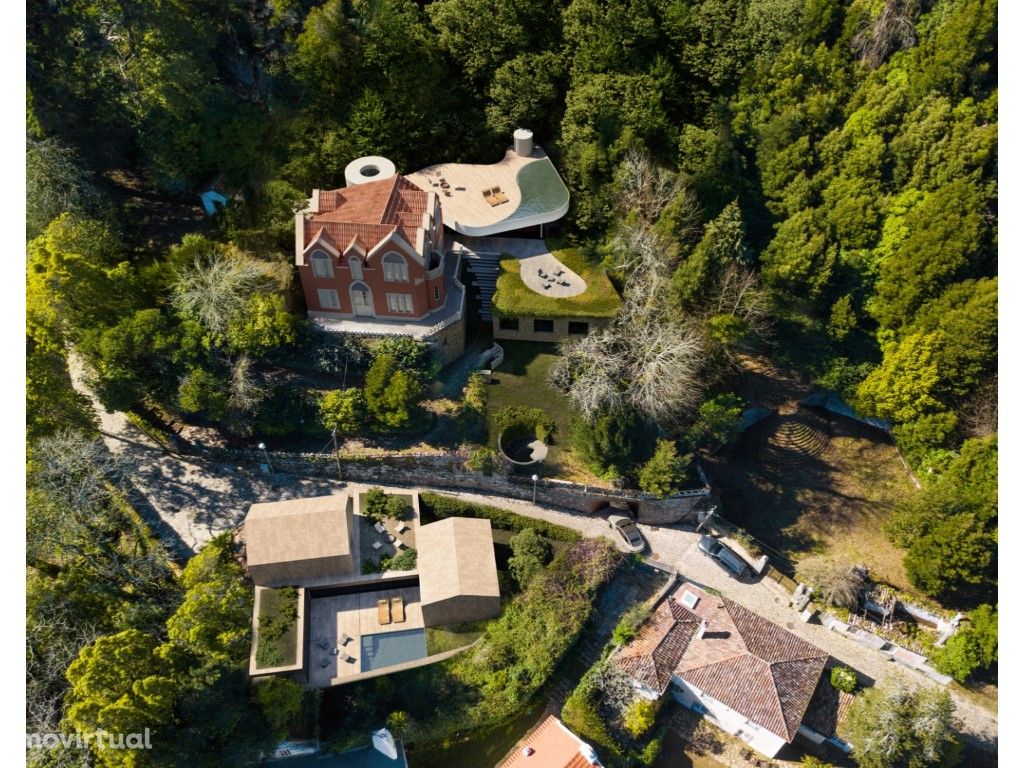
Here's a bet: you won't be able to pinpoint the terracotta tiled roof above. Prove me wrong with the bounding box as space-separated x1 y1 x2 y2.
308 176 429 252
497 715 598 768
615 599 701 692
614 585 828 743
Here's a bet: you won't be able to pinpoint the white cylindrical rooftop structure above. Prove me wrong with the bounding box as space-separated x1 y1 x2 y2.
344 155 397 186
513 128 534 157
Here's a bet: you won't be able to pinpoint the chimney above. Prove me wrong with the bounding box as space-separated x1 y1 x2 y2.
513 128 534 157
695 619 708 640
522 746 534 757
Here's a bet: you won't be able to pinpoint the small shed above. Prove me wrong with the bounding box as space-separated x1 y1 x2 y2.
417 517 501 626
243 494 354 586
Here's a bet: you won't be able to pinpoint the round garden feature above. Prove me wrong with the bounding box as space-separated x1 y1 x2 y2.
497 422 549 468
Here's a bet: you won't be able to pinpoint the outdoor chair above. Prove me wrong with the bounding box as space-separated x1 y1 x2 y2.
555 268 564 276
341 652 356 663
396 520 408 533
374 521 386 533
378 599 392 625
492 187 509 204
542 284 550 290
391 596 406 623
537 268 545 276
338 633 352 646
482 188 500 206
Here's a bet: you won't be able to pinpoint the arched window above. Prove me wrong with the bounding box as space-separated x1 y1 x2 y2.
350 281 373 316
382 252 409 282
310 249 333 278
349 256 364 280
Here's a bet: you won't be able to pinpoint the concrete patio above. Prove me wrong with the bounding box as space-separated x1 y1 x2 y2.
307 585 425 687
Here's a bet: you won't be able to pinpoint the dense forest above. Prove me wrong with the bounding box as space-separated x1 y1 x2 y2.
27 0 996 765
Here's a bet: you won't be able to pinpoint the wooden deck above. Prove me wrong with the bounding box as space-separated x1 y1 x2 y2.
408 150 531 231
307 586 424 686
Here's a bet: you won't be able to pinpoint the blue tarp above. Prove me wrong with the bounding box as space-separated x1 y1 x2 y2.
199 189 229 216
800 391 892 431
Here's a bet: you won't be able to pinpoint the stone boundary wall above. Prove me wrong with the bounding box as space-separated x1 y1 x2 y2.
214 448 711 525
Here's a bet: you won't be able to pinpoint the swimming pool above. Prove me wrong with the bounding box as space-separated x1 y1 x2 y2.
360 629 428 672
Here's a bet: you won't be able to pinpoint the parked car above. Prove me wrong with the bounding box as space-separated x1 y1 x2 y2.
607 514 646 553
697 534 748 578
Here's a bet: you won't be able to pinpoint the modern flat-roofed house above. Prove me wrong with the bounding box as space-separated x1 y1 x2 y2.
244 494 355 587
295 175 466 362
241 490 503 688
489 244 621 342
613 583 831 759
496 715 603 768
416 517 501 626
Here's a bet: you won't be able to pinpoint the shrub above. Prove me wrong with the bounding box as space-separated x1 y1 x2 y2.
830 666 857 693
494 405 555 439
252 677 305 738
462 372 489 444
419 492 581 542
466 446 498 475
687 393 745 449
508 528 552 589
386 494 409 519
562 668 622 759
622 697 659 738
319 388 366 436
570 406 652 480
638 439 691 497
932 605 997 683
729 528 762 558
797 555 866 610
364 354 424 429
612 604 652 646
361 487 389 523
452 539 620 723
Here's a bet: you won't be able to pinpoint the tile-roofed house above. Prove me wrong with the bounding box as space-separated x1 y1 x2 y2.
613 583 829 759
497 715 602 768
294 174 465 362
614 598 701 693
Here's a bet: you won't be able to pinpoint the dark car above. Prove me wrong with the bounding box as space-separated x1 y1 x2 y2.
697 535 748 578
608 514 646 553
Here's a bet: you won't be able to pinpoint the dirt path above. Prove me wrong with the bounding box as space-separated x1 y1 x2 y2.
69 353 351 558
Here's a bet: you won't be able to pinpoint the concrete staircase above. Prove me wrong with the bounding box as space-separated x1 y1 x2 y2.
458 246 503 322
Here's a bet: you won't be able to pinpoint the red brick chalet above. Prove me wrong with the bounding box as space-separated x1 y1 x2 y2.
295 176 448 321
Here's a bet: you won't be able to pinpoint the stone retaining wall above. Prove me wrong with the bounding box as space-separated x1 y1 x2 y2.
215 449 710 525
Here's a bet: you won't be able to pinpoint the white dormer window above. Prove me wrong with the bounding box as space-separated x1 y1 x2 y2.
349 256 364 280
382 252 409 282
311 250 333 278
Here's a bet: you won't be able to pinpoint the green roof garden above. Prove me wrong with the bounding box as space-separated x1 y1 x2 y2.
492 247 621 320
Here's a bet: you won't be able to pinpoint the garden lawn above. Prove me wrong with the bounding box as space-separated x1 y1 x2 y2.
705 415 920 594
255 587 299 668
484 341 604 483
492 247 621 319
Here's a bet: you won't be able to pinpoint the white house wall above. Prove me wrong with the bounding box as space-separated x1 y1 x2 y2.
669 678 788 758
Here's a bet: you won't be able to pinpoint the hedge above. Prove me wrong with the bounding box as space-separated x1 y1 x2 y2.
419 492 582 542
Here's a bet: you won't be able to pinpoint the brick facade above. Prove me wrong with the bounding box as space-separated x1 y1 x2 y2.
295 176 451 322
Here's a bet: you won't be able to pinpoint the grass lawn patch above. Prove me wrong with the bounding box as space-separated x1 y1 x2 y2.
492 247 621 319
255 587 299 669
484 341 605 483
706 414 920 593
425 619 489 655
